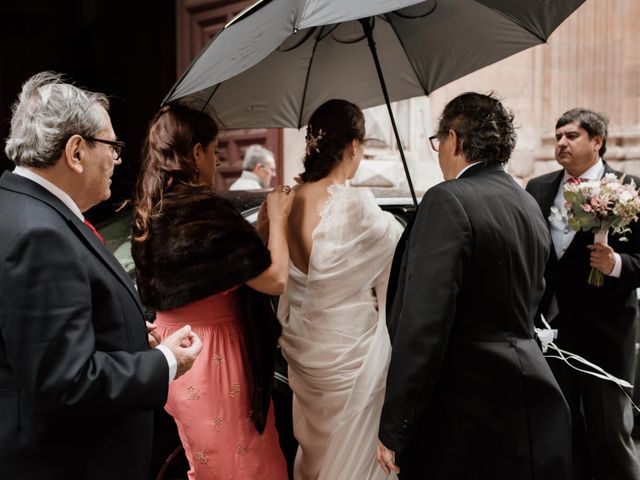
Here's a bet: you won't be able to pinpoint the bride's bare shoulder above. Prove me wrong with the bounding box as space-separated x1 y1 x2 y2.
293 182 331 208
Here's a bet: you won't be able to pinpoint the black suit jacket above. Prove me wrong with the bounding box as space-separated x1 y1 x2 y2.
526 163 640 381
0 172 169 480
380 163 571 479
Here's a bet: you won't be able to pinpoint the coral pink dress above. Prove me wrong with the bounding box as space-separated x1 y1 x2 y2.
155 288 287 480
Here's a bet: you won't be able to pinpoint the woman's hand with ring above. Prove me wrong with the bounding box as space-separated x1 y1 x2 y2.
267 185 295 223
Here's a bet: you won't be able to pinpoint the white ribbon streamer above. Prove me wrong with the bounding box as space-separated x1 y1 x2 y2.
536 315 639 413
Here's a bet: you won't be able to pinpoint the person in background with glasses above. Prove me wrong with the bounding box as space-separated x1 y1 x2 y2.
0 71 202 480
229 143 278 190
377 92 572 479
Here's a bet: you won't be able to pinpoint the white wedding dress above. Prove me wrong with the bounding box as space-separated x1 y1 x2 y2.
277 184 403 480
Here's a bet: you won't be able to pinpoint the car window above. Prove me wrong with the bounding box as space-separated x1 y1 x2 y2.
98 210 135 280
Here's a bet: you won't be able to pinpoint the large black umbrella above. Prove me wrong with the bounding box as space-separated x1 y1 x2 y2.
164 0 587 206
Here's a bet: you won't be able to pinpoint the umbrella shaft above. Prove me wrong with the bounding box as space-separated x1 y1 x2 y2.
359 18 418 209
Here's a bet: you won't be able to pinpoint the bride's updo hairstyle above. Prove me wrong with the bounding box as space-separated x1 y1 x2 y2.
300 99 365 182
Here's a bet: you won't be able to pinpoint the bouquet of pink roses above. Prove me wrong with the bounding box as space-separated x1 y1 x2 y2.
556 173 640 286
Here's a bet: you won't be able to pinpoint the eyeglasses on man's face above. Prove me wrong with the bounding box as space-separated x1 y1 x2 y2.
261 162 276 175
85 136 126 160
428 134 441 152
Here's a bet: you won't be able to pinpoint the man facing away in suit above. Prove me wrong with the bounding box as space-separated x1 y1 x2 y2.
0 72 203 480
376 92 572 479
526 108 640 480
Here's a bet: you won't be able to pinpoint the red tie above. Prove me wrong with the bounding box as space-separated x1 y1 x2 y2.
83 219 104 244
565 177 587 185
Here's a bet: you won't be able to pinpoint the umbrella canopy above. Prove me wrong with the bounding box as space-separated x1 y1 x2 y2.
164 0 586 129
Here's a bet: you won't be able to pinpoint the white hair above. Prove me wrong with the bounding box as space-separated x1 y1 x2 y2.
242 144 274 171
4 71 109 168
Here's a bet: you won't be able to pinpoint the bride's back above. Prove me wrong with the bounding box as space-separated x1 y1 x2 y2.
287 181 331 274
287 99 366 274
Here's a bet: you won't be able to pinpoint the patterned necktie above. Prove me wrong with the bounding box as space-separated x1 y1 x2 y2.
565 176 587 185
83 219 105 244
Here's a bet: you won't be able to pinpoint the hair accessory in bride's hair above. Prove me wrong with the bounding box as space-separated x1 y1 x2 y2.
305 125 325 156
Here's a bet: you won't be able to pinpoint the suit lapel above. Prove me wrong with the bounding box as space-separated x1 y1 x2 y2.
70 214 145 314
603 161 618 177
0 172 144 315
538 171 564 225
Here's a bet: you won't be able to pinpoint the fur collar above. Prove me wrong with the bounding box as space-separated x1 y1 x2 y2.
132 185 271 311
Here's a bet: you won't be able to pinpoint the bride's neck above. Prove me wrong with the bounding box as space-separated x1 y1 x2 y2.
322 159 352 185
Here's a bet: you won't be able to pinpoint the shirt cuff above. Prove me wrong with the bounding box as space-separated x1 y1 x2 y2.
156 345 178 383
608 253 622 278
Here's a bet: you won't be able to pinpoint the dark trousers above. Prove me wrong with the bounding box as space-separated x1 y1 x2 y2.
549 358 640 480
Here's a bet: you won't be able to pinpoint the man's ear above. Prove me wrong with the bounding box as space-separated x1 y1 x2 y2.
593 135 603 153
450 129 463 156
64 135 85 174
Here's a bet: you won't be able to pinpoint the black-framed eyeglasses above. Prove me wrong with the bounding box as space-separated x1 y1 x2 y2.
428 134 441 152
84 136 126 160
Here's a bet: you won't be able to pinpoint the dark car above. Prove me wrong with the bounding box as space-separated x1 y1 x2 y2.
97 187 418 480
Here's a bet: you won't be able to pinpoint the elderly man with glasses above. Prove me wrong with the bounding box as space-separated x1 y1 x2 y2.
0 71 202 480
229 143 277 190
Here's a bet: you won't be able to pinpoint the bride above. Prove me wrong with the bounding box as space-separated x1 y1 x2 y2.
272 99 403 479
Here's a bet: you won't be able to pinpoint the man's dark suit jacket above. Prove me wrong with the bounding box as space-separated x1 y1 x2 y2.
380 163 572 479
526 163 640 382
0 172 169 480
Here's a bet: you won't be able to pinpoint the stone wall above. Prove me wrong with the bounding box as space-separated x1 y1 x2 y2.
428 0 640 186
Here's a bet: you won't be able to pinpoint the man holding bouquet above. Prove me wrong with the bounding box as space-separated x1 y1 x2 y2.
526 108 640 480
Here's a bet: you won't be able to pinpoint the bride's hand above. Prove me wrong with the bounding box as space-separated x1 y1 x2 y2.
376 440 400 475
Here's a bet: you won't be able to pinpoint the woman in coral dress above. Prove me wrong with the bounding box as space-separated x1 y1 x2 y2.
132 104 292 479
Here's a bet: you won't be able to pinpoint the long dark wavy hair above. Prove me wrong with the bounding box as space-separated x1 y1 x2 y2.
300 99 365 182
438 92 516 165
133 104 219 242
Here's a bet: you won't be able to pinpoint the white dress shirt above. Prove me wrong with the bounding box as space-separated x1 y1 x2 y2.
229 170 263 190
11 167 177 382
549 160 621 277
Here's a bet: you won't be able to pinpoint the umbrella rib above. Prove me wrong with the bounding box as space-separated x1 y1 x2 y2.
163 0 272 106
473 0 547 42
163 26 228 105
200 84 220 113
296 27 322 129
384 14 430 96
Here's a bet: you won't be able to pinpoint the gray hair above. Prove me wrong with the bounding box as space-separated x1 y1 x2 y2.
4 71 110 168
242 144 274 171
